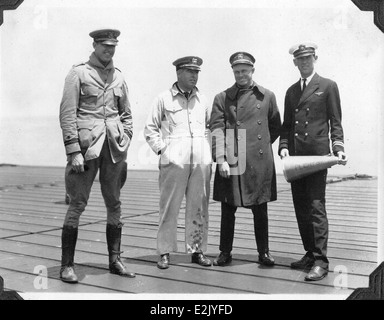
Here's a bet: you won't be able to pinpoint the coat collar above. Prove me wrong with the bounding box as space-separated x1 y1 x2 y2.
88 52 115 70
226 81 266 101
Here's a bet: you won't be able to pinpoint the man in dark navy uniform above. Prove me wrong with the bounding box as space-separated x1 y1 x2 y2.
279 43 348 281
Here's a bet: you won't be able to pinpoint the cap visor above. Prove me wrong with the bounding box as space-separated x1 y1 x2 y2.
232 60 254 66
294 52 314 58
101 40 118 46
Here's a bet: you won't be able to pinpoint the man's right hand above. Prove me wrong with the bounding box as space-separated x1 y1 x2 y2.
218 161 230 179
71 152 85 173
280 148 289 159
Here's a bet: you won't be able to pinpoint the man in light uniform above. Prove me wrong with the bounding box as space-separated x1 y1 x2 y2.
59 29 135 283
144 56 212 269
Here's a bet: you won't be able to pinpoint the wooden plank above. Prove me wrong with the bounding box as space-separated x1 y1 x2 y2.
0 239 356 296
17 228 376 276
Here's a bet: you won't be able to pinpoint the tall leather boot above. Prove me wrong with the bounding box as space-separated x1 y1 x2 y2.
60 226 79 283
106 224 136 278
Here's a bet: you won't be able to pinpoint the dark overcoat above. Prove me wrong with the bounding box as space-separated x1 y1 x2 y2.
210 82 281 207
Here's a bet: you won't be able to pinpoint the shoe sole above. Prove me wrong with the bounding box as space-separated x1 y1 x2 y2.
110 270 136 278
304 273 328 281
60 277 78 284
213 259 232 267
192 261 212 267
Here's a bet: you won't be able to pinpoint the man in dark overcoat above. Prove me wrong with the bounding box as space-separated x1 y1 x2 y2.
210 52 281 267
279 43 348 281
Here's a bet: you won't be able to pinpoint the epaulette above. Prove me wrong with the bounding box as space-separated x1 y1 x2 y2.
72 61 86 68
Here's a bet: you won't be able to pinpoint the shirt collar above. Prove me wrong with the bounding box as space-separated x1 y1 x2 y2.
171 82 200 99
301 70 315 85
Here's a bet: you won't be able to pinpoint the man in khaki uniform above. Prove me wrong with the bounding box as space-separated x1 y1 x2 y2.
59 29 135 283
144 56 212 269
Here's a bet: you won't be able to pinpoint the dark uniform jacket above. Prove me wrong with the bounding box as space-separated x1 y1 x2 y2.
279 73 344 156
210 82 281 207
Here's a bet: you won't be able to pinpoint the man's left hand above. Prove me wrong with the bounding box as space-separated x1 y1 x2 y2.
337 151 348 165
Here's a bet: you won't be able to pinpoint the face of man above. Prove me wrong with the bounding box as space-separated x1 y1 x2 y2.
177 68 199 92
294 54 317 78
93 42 116 66
232 64 254 88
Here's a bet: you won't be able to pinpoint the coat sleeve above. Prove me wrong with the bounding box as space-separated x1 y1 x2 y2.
118 80 133 140
327 81 344 154
143 96 167 155
209 93 226 163
59 68 81 156
278 90 292 154
268 91 282 144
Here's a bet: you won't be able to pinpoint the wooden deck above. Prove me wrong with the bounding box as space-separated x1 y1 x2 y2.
0 165 378 300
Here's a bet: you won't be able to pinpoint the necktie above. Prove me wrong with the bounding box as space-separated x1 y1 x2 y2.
302 78 307 93
184 92 190 100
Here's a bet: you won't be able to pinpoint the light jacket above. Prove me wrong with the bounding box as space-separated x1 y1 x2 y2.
59 53 133 163
144 83 212 166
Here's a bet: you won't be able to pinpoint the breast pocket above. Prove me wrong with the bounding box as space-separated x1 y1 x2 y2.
113 87 123 109
80 86 99 108
164 104 185 128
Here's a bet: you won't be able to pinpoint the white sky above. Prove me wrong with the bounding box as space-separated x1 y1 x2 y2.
0 0 383 176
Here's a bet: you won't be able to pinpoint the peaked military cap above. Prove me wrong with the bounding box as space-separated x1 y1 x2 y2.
229 52 255 67
289 42 318 59
173 56 203 71
89 29 120 46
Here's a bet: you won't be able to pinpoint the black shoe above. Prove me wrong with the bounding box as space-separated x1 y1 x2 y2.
109 257 136 278
213 252 232 266
192 252 212 267
290 255 315 270
258 252 275 266
157 254 170 269
60 266 78 284
305 266 328 281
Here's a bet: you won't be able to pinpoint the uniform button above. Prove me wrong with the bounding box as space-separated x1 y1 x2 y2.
295 133 299 137
258 135 262 140
295 121 299 125
295 109 299 113
307 108 310 111
258 120 262 125
305 133 309 137
237 136 242 141
259 150 263 154
305 121 309 126
236 121 241 126
257 104 261 109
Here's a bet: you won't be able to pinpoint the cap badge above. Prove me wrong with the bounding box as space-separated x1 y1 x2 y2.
192 58 198 64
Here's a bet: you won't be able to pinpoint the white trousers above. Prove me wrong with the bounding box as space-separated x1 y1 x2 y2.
157 162 211 255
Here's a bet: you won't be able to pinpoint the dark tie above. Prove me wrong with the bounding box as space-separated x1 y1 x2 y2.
184 92 190 100
302 78 307 93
